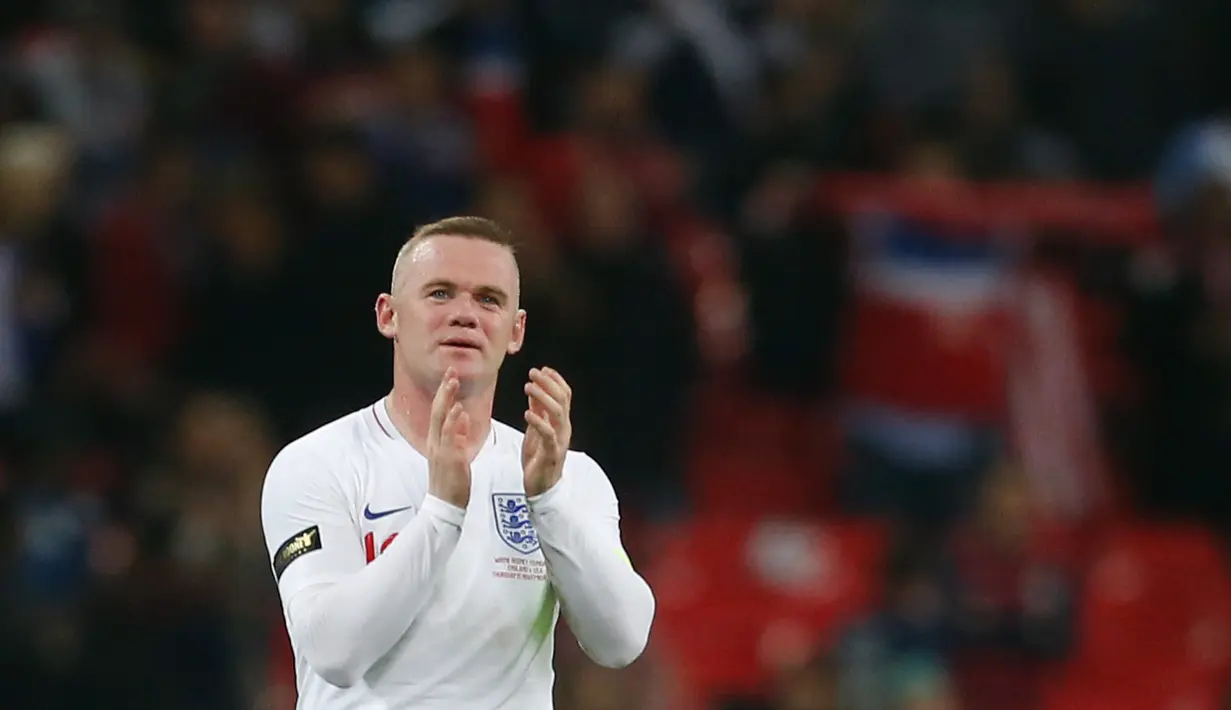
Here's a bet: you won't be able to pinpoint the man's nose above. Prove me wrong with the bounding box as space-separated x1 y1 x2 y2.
447 300 479 328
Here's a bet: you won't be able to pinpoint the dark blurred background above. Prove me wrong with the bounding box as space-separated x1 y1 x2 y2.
0 0 1229 709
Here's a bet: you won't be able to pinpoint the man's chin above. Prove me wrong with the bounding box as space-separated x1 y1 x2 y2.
434 357 489 383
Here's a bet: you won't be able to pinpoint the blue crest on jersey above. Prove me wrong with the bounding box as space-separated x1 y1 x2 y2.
492 493 540 554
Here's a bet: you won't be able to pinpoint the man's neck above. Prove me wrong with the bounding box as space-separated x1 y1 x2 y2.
385 374 495 460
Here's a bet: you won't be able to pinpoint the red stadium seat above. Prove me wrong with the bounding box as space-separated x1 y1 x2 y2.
649 516 886 610
684 384 843 517
686 448 824 516
683 381 845 516
653 599 823 700
1072 524 1231 683
689 384 820 454
1044 668 1222 710
648 516 887 701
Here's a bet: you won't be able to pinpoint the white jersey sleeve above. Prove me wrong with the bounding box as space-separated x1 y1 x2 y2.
527 452 655 668
260 441 466 688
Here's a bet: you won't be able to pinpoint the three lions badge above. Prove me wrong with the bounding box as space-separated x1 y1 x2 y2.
492 493 540 554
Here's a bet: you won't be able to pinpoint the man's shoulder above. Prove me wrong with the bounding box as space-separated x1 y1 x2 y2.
560 447 615 501
491 418 527 449
489 419 613 491
562 448 603 475
266 404 380 482
490 420 604 470
287 405 375 454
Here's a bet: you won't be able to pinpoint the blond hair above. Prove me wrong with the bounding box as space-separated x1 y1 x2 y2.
390 216 518 291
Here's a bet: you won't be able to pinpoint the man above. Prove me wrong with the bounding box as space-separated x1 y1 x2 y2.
260 216 655 709
1132 119 1231 530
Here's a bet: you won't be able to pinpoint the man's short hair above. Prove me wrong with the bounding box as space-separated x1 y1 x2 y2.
391 216 518 290
411 215 517 248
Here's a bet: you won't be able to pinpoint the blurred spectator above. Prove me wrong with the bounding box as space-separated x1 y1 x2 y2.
840 408 1000 533
886 655 960 710
1015 0 1186 179
608 0 760 158
708 42 871 214
0 123 78 427
860 0 1023 118
162 392 277 702
563 165 698 514
946 461 1073 710
174 167 306 437
836 197 1012 530
519 0 635 129
1125 119 1231 533
362 41 477 223
158 0 300 159
479 176 590 429
287 120 406 432
16 2 150 214
292 0 372 72
723 651 838 710
732 160 846 399
530 61 686 235
83 136 196 416
949 54 1077 181
836 537 953 710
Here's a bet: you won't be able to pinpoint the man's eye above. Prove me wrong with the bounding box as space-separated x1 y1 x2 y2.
429 289 449 299
478 294 499 305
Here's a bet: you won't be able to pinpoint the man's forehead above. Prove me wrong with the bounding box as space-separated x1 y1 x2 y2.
396 234 519 292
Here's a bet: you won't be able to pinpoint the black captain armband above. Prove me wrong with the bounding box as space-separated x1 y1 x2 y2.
273 525 322 580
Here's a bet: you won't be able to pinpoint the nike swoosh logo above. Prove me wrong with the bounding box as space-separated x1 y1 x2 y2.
363 504 414 521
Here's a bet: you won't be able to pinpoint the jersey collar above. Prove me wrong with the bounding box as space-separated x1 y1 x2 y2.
372 396 500 455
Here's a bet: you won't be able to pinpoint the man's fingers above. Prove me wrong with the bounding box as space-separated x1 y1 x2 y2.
524 382 566 423
526 368 573 451
542 367 572 401
529 367 569 403
453 410 470 448
523 410 559 451
529 368 570 406
437 400 466 457
442 402 464 443
429 368 458 440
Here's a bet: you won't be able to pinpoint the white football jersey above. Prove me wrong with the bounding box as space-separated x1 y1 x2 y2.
260 398 654 710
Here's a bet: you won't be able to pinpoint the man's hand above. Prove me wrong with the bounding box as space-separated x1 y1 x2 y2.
522 367 572 497
426 367 472 507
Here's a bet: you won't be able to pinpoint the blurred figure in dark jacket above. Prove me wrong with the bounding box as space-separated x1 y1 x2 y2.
1124 119 1231 534
946 462 1073 710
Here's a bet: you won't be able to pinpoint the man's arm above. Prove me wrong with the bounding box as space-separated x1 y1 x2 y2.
260 443 465 688
527 452 655 668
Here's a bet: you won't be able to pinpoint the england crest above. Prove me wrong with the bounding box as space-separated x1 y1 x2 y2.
492 493 540 554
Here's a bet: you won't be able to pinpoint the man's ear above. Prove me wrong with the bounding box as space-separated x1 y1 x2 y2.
507 309 527 354
375 293 397 340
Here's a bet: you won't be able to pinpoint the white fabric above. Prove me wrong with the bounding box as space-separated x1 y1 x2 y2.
260 398 654 709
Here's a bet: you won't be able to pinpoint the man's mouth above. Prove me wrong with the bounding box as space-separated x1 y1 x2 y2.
440 338 481 350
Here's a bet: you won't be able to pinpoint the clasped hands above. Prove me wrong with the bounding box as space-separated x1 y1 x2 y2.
426 366 573 507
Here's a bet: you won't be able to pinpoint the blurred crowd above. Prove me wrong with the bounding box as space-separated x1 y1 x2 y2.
0 0 1229 709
